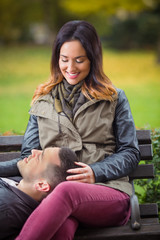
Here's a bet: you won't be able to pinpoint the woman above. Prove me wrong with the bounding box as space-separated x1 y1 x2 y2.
2 20 140 239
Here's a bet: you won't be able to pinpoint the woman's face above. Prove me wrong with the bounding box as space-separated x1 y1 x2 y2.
59 40 90 85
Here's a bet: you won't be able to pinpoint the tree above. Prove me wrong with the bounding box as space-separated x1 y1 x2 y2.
60 0 149 16
0 0 34 43
0 0 75 44
60 0 160 62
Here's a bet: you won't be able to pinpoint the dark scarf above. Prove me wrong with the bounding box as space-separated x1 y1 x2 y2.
52 79 86 121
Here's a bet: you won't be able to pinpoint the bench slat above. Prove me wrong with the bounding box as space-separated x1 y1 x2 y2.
0 135 23 151
140 218 159 224
0 146 153 161
129 164 154 179
139 203 159 218
139 144 153 160
0 152 21 162
136 130 151 144
0 139 153 161
75 223 160 240
0 157 154 179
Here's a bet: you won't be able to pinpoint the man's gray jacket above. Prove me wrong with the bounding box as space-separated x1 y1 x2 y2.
0 178 38 240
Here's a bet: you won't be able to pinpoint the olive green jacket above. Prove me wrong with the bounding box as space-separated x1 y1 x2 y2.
28 89 140 196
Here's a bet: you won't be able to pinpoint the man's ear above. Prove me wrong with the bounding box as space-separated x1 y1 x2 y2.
34 180 51 193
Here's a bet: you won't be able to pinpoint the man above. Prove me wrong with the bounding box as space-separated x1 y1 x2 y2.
0 147 78 240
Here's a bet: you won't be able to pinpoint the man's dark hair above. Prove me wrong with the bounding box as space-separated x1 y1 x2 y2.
42 147 79 192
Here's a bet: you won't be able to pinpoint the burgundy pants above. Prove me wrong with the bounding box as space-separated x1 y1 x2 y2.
16 182 130 240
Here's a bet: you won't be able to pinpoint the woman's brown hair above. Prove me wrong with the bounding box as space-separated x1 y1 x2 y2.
32 20 117 103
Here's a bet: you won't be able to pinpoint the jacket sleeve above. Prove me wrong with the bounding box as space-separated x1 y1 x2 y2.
21 114 41 159
90 89 140 182
0 115 40 177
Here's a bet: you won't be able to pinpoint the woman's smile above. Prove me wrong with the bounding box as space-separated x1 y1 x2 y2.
66 72 80 79
59 40 90 85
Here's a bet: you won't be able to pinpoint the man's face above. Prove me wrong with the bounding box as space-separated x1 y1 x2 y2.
18 147 60 182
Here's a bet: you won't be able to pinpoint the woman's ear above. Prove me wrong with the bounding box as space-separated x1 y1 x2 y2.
34 180 51 192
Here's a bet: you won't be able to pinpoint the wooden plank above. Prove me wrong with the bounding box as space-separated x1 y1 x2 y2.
140 218 159 225
0 135 23 145
74 223 160 240
129 164 154 179
0 130 152 153
0 135 23 152
140 204 159 218
136 130 151 144
0 152 21 162
139 144 153 160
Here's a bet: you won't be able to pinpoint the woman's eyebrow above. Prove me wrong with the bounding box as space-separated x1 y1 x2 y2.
60 54 86 58
60 54 67 57
75 55 86 58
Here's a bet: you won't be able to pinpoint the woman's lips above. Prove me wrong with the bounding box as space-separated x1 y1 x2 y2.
66 72 80 79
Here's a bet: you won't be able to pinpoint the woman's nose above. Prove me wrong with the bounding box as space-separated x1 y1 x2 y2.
67 61 76 72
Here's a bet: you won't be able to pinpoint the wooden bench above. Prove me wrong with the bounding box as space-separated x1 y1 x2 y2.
0 130 160 239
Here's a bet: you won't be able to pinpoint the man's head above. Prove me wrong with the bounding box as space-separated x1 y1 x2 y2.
18 147 78 201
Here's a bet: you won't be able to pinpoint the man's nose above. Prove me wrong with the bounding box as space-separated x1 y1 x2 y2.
31 149 41 157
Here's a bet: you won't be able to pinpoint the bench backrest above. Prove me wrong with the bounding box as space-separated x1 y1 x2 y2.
0 130 153 180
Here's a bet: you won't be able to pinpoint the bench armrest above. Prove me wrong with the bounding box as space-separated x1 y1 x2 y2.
130 192 141 230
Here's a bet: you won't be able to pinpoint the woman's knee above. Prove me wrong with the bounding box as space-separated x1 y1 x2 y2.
54 181 84 202
55 181 79 192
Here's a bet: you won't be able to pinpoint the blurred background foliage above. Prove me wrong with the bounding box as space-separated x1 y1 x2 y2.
0 0 160 55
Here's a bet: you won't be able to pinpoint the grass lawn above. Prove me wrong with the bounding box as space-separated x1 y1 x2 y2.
0 45 160 134
103 49 160 129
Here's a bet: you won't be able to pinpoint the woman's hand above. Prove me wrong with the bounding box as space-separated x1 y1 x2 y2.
66 162 95 184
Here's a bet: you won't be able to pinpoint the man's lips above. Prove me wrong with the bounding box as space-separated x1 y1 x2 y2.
24 157 28 163
24 156 31 163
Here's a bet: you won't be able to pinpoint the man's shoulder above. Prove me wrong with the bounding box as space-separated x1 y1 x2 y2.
0 178 38 208
0 179 22 209
0 179 38 239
